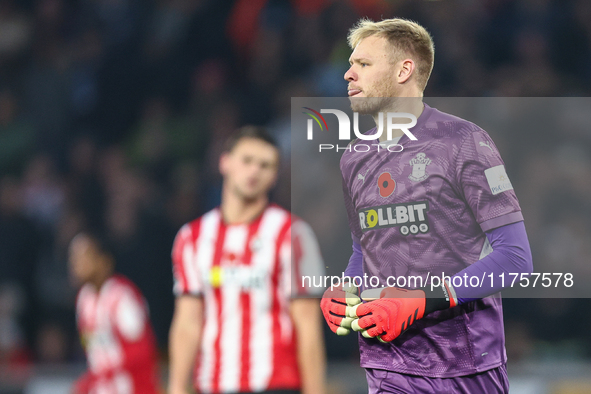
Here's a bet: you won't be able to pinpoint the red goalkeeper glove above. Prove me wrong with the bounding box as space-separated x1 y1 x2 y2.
320 285 361 336
349 282 457 342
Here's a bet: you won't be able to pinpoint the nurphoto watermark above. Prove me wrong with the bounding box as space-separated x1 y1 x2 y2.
302 108 417 152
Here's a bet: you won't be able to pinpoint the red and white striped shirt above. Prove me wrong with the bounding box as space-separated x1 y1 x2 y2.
75 275 160 394
171 204 324 393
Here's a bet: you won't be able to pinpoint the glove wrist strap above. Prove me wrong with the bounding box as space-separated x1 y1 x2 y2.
424 279 458 315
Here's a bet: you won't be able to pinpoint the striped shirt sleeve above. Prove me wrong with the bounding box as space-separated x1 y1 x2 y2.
285 219 325 297
171 221 203 296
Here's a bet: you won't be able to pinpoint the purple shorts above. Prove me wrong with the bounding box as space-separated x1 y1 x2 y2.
366 365 509 394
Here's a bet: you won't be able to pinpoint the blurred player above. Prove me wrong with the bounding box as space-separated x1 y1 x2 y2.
320 18 533 393
168 126 326 394
69 231 160 394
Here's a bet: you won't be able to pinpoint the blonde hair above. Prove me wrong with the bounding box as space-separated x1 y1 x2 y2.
348 18 434 91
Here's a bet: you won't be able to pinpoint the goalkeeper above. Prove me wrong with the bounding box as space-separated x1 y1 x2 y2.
321 18 532 394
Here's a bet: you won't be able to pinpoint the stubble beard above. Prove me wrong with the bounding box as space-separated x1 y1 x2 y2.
350 96 397 116
349 79 398 116
232 183 262 203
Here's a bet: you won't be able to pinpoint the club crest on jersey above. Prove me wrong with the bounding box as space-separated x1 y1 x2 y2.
358 201 430 235
378 172 396 197
408 153 431 182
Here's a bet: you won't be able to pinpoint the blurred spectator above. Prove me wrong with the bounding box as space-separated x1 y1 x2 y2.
0 176 41 350
34 208 83 331
67 135 105 230
69 28 104 125
21 154 65 232
165 161 202 230
23 31 72 155
0 283 31 371
0 0 32 79
35 321 69 365
0 89 36 175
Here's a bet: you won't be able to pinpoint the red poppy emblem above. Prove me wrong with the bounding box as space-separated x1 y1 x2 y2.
378 172 395 197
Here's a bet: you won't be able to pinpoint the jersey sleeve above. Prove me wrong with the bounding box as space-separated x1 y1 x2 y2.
110 283 157 373
344 237 363 278
114 290 146 342
281 219 325 297
171 222 203 296
75 288 90 349
455 128 523 232
452 221 533 303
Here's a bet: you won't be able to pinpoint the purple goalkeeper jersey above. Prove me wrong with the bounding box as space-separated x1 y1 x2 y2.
340 103 523 378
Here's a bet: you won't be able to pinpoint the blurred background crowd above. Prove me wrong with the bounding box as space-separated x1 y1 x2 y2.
1 0 591 392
